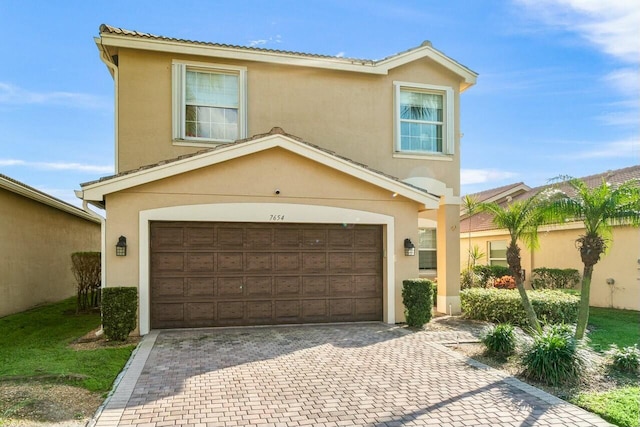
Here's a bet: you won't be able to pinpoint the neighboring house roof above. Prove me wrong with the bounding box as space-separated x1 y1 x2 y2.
461 165 640 233
0 174 100 223
97 24 478 91
79 127 442 210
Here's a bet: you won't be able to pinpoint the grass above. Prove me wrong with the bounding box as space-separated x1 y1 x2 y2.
572 387 640 427
587 307 640 352
0 298 135 392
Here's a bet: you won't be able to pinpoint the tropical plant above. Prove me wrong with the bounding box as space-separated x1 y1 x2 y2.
479 196 547 333
522 324 587 386
482 323 517 359
607 344 640 374
462 195 479 270
546 178 640 339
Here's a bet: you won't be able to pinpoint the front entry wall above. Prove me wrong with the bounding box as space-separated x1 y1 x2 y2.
150 221 383 328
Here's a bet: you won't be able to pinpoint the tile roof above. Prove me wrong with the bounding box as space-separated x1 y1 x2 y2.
461 165 640 233
81 127 437 198
98 24 477 78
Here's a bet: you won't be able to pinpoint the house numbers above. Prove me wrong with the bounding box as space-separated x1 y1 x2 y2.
269 215 286 221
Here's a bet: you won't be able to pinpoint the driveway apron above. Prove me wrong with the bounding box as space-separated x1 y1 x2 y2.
91 323 612 427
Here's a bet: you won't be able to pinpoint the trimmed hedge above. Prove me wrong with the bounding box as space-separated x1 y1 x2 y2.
402 279 435 327
460 288 579 327
531 267 581 290
102 287 138 341
472 265 511 288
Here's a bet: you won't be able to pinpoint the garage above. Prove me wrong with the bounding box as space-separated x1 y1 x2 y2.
150 221 383 328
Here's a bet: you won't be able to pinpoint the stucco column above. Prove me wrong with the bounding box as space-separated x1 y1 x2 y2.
436 196 461 314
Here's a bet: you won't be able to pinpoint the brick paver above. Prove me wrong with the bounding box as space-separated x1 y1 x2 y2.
91 324 612 427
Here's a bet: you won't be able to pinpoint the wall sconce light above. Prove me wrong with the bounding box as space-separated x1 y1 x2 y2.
404 238 416 256
116 235 127 256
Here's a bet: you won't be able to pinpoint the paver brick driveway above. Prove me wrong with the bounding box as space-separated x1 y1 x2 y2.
93 323 611 426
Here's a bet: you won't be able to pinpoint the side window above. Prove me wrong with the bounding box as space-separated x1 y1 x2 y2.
394 82 454 155
172 61 247 144
488 240 508 267
418 228 437 270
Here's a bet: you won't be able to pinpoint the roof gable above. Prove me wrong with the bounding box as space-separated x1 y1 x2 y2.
97 25 477 92
79 128 441 210
0 174 99 223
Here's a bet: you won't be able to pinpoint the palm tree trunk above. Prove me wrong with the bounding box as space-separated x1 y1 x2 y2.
507 242 541 333
575 265 593 339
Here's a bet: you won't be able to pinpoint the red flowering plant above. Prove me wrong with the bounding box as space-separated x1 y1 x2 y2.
494 275 516 290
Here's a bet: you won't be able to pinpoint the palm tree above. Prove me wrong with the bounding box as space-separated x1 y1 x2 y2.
480 196 546 333
547 178 640 339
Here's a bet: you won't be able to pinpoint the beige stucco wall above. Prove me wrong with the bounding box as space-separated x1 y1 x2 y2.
460 225 640 311
114 48 463 194
103 148 426 331
0 188 101 317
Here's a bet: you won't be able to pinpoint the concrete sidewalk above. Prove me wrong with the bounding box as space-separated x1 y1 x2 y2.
91 323 612 427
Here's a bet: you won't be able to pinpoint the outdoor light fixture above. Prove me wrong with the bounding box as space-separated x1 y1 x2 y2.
116 236 127 256
404 238 416 256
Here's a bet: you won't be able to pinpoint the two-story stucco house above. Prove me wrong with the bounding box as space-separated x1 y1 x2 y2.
77 25 477 335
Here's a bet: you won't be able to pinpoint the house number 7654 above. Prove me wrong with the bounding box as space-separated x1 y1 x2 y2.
269 215 285 221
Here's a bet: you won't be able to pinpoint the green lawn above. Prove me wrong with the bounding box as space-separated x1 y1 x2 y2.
0 298 135 392
586 307 640 352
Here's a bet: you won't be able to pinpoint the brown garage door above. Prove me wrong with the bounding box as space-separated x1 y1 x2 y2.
150 221 383 328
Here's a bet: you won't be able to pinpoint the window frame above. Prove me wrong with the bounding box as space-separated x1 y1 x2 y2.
393 81 454 156
172 60 247 145
488 240 508 267
418 228 437 271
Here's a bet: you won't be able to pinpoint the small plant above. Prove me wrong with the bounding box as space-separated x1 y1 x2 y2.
522 324 586 386
607 344 640 373
71 252 101 312
402 279 434 328
102 287 138 341
531 267 581 290
481 323 517 358
493 275 516 289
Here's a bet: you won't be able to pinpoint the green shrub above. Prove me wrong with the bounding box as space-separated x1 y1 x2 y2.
472 265 511 288
607 345 640 373
460 288 579 327
402 279 434 327
102 287 138 341
482 323 517 359
531 267 581 290
522 324 586 386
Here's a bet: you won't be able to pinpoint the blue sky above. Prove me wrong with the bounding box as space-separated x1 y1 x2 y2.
1 0 638 206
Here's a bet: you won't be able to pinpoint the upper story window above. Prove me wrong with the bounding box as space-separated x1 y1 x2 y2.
172 61 247 144
394 82 454 156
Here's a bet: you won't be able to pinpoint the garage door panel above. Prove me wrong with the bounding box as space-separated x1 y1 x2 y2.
151 222 382 328
185 227 214 246
217 253 243 271
154 278 184 297
245 277 272 297
329 253 353 270
302 253 327 271
275 253 300 271
246 253 273 272
275 277 301 297
186 278 214 297
275 300 300 321
218 228 244 248
247 301 273 322
186 253 214 272
218 277 243 297
303 276 328 296
302 300 328 321
217 302 245 321
153 253 184 271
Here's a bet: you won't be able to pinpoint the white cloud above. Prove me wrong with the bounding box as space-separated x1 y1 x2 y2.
0 159 113 174
514 0 640 64
573 138 640 159
602 68 640 97
0 82 109 109
335 52 345 58
249 39 267 47
248 35 282 48
461 169 518 185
